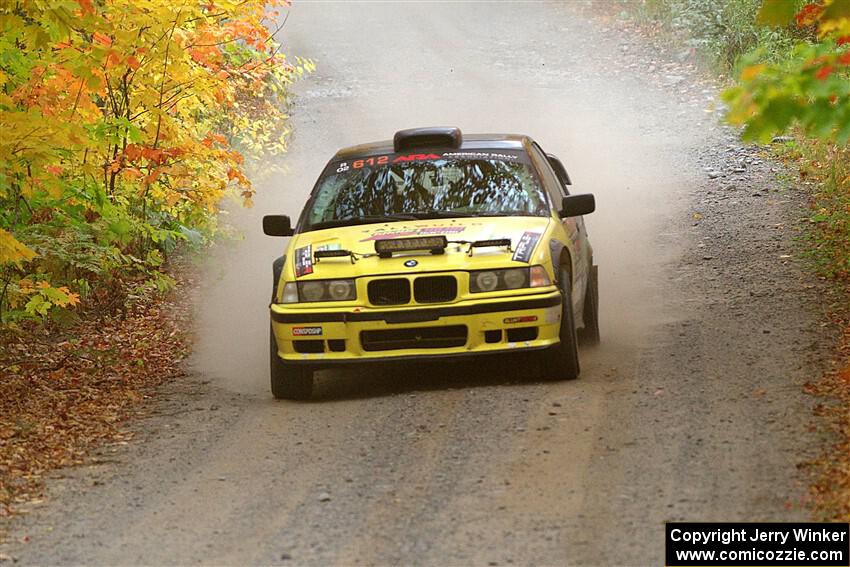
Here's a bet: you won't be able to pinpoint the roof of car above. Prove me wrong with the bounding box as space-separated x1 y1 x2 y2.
333 133 532 160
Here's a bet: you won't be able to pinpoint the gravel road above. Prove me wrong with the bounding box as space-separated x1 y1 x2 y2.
1 2 835 565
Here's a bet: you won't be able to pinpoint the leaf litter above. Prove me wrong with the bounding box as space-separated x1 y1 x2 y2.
0 266 193 539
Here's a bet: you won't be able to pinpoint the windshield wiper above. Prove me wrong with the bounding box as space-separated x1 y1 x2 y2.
308 214 420 230
409 210 535 219
406 211 477 219
476 210 538 217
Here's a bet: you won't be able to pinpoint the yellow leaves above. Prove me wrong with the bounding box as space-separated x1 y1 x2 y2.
818 17 850 38
723 90 759 126
122 167 143 180
740 64 767 81
160 163 189 177
1 0 307 322
0 229 37 267
19 279 81 306
17 280 81 315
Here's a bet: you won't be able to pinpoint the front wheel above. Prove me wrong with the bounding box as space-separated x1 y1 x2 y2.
270 327 314 400
542 265 580 381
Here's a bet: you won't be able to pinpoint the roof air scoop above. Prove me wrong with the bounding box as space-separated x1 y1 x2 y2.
393 127 462 152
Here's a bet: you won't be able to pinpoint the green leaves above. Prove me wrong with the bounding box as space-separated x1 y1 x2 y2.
723 35 850 144
757 0 801 26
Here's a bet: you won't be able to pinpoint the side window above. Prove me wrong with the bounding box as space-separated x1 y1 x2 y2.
529 142 564 208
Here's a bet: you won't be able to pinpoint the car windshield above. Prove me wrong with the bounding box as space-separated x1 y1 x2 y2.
302 153 548 231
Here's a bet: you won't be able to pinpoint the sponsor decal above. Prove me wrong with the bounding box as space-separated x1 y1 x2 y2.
292 326 323 336
315 242 342 252
330 150 529 174
360 225 466 242
294 244 313 277
350 154 441 168
504 315 538 324
512 231 541 263
441 151 521 161
392 153 440 163
353 156 389 169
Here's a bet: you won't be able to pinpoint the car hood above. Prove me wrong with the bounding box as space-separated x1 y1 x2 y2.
287 216 552 279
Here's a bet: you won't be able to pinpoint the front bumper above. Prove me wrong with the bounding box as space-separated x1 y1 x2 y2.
270 291 562 364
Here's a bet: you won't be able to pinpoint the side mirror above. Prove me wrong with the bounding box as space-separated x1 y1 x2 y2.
559 194 595 218
263 215 294 237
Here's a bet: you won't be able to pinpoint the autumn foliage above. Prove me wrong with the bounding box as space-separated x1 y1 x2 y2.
723 0 850 144
723 0 850 281
0 0 310 322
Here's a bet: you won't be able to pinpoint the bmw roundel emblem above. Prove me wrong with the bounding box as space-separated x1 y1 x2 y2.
404 259 418 268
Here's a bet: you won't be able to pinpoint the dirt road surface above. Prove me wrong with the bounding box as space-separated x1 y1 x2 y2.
2 2 834 565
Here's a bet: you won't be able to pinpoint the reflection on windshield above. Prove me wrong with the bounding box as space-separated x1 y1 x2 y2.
305 159 547 230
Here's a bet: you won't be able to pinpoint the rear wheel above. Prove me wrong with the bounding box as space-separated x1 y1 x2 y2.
542 265 580 381
270 327 314 400
578 264 600 346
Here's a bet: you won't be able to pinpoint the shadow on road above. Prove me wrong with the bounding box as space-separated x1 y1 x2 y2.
304 351 569 402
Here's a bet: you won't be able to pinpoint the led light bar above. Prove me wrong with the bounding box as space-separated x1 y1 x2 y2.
314 249 351 259
470 239 511 249
374 235 448 258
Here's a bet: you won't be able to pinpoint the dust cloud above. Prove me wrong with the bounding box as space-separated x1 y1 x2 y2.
189 2 698 393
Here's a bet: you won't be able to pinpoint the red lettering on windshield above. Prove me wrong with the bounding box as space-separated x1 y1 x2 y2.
392 153 440 163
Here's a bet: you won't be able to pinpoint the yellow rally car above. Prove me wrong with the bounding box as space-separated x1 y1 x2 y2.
263 127 598 399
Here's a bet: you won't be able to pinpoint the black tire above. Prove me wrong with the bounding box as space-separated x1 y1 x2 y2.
542 265 580 381
270 327 314 400
578 264 600 346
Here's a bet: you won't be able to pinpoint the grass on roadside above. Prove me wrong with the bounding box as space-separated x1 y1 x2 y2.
620 0 806 74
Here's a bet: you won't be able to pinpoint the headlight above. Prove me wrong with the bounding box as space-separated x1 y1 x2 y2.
470 266 548 293
294 279 357 302
300 281 325 302
473 271 500 292
503 268 528 289
328 279 354 300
